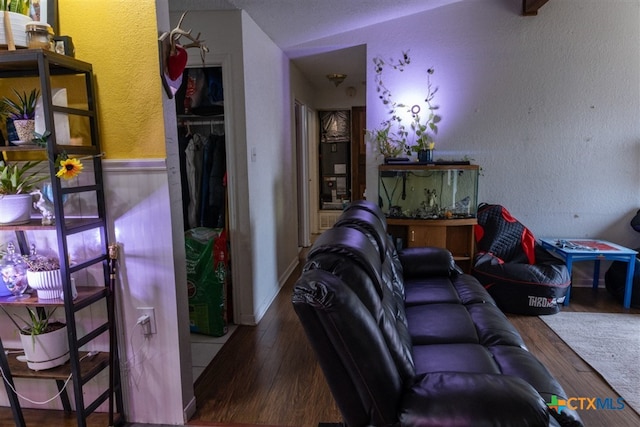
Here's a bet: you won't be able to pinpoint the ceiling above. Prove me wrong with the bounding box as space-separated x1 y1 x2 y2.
168 0 464 90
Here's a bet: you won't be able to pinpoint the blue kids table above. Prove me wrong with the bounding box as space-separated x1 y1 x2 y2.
539 238 637 309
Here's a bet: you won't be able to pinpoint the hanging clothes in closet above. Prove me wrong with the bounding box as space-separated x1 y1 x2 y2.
178 122 226 231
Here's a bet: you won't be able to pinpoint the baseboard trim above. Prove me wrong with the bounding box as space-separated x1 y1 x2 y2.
184 395 197 423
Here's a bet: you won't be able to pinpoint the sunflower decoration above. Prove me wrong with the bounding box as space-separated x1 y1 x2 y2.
57 157 84 180
33 132 104 180
55 153 84 180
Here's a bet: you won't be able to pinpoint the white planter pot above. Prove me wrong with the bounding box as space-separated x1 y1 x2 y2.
20 324 70 371
0 11 31 48
26 269 62 299
0 193 32 225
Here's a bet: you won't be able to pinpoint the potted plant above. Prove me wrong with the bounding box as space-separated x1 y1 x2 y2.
0 1 33 48
365 124 406 159
25 252 62 299
0 159 45 224
407 67 440 163
2 88 39 143
0 0 30 15
0 306 70 371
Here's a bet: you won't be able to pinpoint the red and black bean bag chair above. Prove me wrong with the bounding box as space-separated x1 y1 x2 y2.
471 204 570 315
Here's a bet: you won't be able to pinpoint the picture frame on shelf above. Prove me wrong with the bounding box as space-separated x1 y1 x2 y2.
31 0 58 35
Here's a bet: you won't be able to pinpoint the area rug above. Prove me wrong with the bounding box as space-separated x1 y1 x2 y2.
540 312 640 413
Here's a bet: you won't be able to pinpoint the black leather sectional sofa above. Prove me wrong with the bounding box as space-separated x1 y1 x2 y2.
292 201 583 427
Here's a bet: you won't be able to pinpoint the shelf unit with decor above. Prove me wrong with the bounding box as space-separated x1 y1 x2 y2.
379 163 479 272
0 49 124 427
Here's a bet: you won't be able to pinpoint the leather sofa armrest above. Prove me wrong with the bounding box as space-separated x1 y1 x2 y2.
400 372 555 427
399 246 460 278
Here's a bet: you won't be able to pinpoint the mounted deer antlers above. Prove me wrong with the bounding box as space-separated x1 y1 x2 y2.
158 10 210 97
168 11 209 62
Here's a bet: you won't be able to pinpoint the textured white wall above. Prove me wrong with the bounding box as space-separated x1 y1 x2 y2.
241 10 300 321
103 160 188 423
361 0 640 250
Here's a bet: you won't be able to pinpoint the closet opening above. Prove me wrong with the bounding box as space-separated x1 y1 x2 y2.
173 65 236 382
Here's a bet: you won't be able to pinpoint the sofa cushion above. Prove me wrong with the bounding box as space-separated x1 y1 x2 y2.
307 227 384 296
335 208 388 262
405 276 461 306
399 246 458 278
490 345 566 399
406 304 478 345
488 345 583 427
466 303 527 348
343 199 388 229
412 343 499 374
451 273 497 305
382 252 406 300
400 372 550 427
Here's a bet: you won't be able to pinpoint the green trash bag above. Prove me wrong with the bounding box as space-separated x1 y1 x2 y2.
185 228 228 336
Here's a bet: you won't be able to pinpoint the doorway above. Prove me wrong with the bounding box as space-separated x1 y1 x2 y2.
168 55 241 385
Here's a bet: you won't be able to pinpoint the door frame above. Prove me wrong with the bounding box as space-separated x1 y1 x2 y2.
295 100 311 247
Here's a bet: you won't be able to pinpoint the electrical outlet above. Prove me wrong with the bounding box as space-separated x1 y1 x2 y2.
137 307 157 334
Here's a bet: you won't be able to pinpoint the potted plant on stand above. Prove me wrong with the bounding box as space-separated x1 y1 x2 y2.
365 124 407 160
0 159 45 225
0 0 33 48
25 250 63 300
406 67 440 163
2 88 39 144
0 306 70 371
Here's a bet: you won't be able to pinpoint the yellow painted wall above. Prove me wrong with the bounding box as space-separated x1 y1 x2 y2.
58 0 165 158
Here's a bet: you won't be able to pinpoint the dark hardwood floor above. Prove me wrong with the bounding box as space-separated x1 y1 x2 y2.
190 263 640 427
507 287 640 427
2 257 638 426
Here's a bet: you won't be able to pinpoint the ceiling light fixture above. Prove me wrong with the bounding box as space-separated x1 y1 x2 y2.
326 73 347 87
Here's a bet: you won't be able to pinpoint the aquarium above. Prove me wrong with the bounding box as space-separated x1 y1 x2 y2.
378 164 479 219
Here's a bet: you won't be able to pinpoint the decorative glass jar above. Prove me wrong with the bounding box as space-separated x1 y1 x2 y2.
0 242 29 300
26 22 54 50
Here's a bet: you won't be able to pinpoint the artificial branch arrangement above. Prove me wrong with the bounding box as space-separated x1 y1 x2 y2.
367 50 441 158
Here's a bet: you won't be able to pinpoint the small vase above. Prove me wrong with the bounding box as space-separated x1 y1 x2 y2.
417 149 433 163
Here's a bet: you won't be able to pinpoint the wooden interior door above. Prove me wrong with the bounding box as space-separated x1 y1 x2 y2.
351 106 366 201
